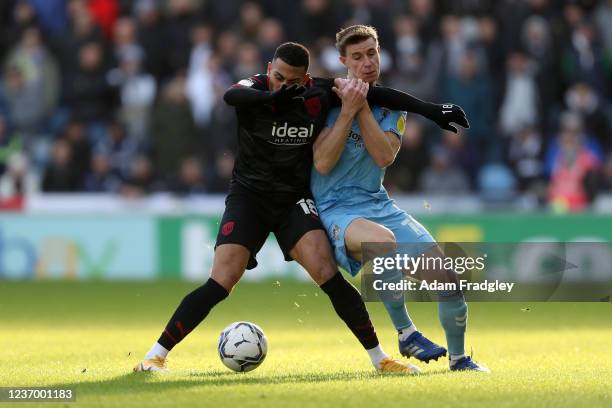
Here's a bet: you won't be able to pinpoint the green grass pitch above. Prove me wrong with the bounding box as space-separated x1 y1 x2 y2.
0 280 611 407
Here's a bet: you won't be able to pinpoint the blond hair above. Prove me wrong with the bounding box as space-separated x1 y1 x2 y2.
335 25 379 56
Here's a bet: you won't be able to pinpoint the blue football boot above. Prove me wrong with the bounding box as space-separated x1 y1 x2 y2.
399 331 447 363
449 356 491 373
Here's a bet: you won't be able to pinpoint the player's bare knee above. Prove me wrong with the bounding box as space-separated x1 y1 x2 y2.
210 267 241 292
210 259 244 291
310 261 337 285
376 227 397 252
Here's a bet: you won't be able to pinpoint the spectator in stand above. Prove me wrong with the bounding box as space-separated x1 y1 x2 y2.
395 0 439 46
207 149 234 193
42 138 80 192
594 0 612 72
564 81 610 152
388 14 441 100
593 0 612 99
150 74 200 182
507 125 544 193
562 2 586 37
201 0 241 32
0 114 22 175
112 16 142 63
2 26 59 136
439 14 469 79
186 22 214 130
599 154 612 191
0 1 39 62
94 120 139 178
82 152 121 193
206 91 237 158
87 0 119 40
521 15 559 134
63 42 116 131
61 119 90 184
107 44 156 140
293 0 341 46
0 152 39 198
441 128 480 185
120 155 155 197
52 0 104 75
384 117 430 193
343 0 395 50
441 48 495 157
498 0 557 52
172 156 207 195
134 0 166 81
238 2 264 40
257 18 285 64
499 50 539 137
477 16 505 94
562 19 608 92
215 30 240 79
232 42 263 82
419 146 470 194
547 112 602 212
163 0 198 74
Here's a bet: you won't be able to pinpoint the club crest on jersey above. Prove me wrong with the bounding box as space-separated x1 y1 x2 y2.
270 122 314 145
221 221 235 236
304 97 321 117
348 129 364 149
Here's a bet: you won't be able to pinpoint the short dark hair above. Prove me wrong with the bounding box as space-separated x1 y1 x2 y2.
273 42 310 70
336 25 379 56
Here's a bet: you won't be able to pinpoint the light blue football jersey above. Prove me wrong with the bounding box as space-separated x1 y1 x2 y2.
311 106 407 212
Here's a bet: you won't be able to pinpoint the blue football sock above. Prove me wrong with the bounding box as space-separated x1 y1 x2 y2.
382 298 413 331
437 291 467 356
378 267 413 331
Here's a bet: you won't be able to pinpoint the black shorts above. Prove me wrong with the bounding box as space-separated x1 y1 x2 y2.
215 181 325 269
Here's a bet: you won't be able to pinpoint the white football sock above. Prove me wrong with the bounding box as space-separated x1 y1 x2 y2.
366 345 388 369
398 324 418 341
145 342 169 360
449 353 466 365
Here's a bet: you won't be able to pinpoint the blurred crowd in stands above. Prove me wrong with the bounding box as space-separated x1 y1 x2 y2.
0 0 611 211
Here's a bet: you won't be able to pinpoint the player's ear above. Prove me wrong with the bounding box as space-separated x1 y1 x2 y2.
339 55 347 66
267 62 271 75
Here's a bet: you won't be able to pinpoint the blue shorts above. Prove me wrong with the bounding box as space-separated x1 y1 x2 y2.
319 196 436 276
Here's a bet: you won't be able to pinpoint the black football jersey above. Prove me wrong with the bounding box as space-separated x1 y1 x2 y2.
230 74 334 195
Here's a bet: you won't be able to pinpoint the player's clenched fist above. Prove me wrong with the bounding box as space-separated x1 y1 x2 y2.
333 78 369 116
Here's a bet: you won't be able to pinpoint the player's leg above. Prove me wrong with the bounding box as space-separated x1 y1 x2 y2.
135 184 268 372
287 229 417 373
416 245 488 371
156 244 249 352
134 244 248 372
401 216 488 372
344 218 416 334
355 210 445 363
275 198 417 373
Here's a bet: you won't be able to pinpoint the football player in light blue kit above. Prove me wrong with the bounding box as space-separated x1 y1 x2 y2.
311 25 489 372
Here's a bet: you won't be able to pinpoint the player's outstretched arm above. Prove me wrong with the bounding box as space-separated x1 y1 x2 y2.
223 83 305 107
365 85 470 133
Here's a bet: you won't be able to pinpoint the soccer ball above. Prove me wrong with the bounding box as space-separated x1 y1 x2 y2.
218 321 268 372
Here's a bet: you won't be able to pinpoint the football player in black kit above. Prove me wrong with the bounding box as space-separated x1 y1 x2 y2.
134 42 469 374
